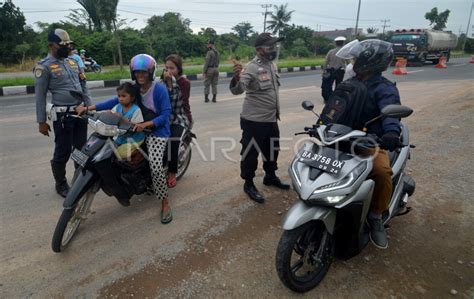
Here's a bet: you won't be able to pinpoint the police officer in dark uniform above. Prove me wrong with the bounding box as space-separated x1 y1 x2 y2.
34 28 91 197
230 33 290 204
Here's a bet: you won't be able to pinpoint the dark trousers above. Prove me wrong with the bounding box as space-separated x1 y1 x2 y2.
52 113 87 163
240 118 280 180
321 69 345 102
167 124 185 174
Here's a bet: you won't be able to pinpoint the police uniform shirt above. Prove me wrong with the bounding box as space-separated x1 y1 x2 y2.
203 48 220 73
230 56 280 123
34 54 92 123
324 47 346 70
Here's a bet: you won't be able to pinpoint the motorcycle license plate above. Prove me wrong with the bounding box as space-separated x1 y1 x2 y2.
299 149 345 175
71 148 89 168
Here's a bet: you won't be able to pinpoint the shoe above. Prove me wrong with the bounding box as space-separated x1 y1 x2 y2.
243 180 264 203
212 95 217 102
161 207 173 224
367 218 388 249
205 95 210 103
263 175 290 190
55 180 70 198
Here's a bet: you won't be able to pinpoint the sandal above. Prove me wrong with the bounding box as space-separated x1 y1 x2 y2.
161 207 173 224
167 175 177 188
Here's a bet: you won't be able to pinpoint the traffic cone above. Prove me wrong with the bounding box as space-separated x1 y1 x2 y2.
392 58 408 75
435 56 448 68
470 55 474 64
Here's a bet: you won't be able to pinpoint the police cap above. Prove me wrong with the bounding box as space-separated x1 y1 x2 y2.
254 32 284 47
48 28 73 46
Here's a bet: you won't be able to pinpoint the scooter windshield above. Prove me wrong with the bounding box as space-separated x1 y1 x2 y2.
336 39 361 60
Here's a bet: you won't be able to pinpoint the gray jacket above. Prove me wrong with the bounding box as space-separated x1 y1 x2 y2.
324 47 346 70
34 54 91 123
229 56 280 123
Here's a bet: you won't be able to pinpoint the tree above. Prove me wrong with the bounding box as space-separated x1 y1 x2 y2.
96 0 124 69
77 0 102 31
425 7 450 31
232 22 254 42
366 27 379 34
67 8 93 30
266 3 294 36
0 0 26 64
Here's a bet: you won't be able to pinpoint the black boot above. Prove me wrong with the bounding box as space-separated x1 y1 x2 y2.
212 94 217 103
263 173 290 190
51 160 70 198
205 94 210 103
243 179 264 203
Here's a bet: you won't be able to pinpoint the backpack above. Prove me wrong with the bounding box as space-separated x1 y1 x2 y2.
318 78 368 130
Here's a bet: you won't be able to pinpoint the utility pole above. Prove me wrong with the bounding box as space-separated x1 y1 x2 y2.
381 19 390 36
262 4 272 32
462 1 473 52
354 0 361 38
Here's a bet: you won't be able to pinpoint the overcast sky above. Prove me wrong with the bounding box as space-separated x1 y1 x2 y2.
14 0 474 36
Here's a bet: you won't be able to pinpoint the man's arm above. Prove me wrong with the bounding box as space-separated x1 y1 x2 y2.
377 83 402 134
203 51 211 74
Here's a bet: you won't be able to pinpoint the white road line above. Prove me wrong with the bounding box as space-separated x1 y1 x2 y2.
452 63 467 67
407 70 425 74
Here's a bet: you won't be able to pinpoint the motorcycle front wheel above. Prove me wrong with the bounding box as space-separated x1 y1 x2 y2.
275 221 334 293
176 140 192 180
93 66 102 73
51 187 96 252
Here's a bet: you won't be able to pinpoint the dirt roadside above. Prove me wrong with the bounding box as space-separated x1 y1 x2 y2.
98 79 474 298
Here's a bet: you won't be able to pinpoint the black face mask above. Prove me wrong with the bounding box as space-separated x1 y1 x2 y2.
265 50 277 61
57 47 69 59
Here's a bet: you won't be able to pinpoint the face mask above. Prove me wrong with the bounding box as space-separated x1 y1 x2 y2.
57 46 69 59
265 51 277 61
345 63 356 78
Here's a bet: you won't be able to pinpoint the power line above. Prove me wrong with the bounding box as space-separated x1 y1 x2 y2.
262 4 272 32
381 19 390 35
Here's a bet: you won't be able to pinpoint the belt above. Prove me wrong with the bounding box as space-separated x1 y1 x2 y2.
208 65 218 68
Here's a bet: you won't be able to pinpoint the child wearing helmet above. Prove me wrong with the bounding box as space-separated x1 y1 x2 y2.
76 54 173 224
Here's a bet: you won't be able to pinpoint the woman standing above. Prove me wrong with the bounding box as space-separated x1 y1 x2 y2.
162 54 193 188
76 54 174 224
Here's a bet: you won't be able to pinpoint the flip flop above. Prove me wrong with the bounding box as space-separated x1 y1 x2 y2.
161 208 173 224
167 176 177 188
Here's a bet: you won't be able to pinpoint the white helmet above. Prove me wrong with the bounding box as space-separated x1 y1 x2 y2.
334 36 347 42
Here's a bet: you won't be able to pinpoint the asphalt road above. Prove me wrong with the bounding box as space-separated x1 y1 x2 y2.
0 58 473 297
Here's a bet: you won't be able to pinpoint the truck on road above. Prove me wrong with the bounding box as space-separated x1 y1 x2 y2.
390 29 457 65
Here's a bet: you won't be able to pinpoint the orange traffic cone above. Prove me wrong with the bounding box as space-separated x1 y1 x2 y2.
470 55 474 64
435 56 448 68
392 58 408 75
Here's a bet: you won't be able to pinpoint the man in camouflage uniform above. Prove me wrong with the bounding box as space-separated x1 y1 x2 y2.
34 28 91 197
203 40 220 103
229 33 290 204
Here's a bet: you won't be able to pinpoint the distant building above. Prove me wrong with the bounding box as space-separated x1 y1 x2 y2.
313 27 363 40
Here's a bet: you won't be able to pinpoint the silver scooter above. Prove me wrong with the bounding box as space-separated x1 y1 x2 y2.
275 101 416 292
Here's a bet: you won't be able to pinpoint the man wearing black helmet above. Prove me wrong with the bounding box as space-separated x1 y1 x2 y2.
230 32 290 204
34 28 91 198
335 39 402 249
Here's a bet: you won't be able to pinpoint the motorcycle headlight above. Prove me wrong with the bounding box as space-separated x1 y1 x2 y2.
88 119 126 137
312 161 367 200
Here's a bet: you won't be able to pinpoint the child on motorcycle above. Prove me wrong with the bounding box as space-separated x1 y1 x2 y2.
162 54 193 188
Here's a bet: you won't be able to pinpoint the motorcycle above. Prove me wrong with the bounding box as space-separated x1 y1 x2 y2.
51 101 196 252
84 58 102 73
275 101 416 292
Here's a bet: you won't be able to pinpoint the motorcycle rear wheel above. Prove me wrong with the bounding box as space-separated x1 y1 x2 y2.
275 221 333 293
51 187 96 252
93 66 101 73
176 140 192 180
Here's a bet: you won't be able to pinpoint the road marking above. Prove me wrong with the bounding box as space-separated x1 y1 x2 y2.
452 63 467 67
216 86 317 102
407 70 425 74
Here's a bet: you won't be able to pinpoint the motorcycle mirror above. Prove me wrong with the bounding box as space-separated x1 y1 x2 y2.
301 101 315 111
381 105 413 118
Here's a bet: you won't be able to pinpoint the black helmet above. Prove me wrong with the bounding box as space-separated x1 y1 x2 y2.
336 39 393 75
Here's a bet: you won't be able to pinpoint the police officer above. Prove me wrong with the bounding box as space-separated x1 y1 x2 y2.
230 32 290 204
34 28 91 198
321 36 347 102
203 40 220 103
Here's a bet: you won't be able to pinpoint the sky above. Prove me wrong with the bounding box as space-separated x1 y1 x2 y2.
13 0 474 36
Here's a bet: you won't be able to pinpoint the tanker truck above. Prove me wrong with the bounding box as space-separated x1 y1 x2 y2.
390 29 457 64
